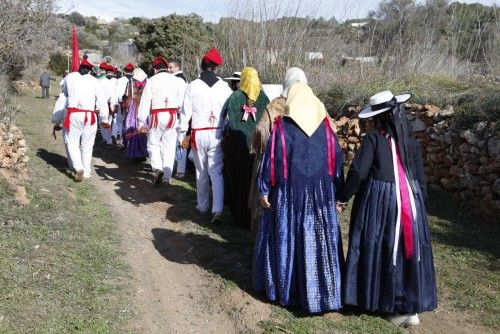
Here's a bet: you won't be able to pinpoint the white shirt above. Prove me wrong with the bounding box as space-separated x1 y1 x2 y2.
99 76 118 107
63 72 108 119
179 78 232 132
137 71 187 125
115 76 130 103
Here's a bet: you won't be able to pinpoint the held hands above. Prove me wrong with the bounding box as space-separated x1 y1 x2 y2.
138 126 148 134
100 121 111 129
336 201 347 213
260 195 271 209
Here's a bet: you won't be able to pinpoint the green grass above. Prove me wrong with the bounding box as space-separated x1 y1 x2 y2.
0 94 131 333
319 73 500 126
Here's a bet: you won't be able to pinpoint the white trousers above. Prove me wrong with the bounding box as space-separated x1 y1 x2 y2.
100 114 113 145
63 113 97 178
147 112 177 180
192 130 224 213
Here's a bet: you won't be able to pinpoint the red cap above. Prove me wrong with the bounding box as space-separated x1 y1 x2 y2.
80 59 93 69
123 63 135 72
99 62 110 70
202 48 223 66
152 56 169 68
107 65 117 72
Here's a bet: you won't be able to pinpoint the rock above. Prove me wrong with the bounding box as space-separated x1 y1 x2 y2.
449 165 461 176
440 105 455 117
435 120 447 130
480 156 490 165
443 131 459 145
424 104 440 117
411 118 427 132
493 179 500 197
460 129 479 146
466 164 480 175
447 122 460 132
21 156 29 163
487 138 500 156
434 105 454 121
473 121 488 132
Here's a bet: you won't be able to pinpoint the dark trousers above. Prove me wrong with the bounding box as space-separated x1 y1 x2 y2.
41 86 49 99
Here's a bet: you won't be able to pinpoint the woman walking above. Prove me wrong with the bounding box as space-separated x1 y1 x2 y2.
253 83 344 313
338 91 437 325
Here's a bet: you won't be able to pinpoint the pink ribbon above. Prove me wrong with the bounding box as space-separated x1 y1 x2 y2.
242 104 257 122
323 118 336 177
134 80 145 89
395 143 414 260
270 116 287 186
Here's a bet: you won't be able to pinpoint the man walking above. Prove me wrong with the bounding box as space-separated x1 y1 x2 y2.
98 62 118 145
62 59 109 181
178 48 232 223
138 56 187 185
168 59 189 178
39 70 53 99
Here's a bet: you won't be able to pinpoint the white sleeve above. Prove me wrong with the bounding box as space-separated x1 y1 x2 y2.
95 81 109 122
137 79 152 126
51 93 67 124
177 78 187 109
109 81 119 107
179 83 192 133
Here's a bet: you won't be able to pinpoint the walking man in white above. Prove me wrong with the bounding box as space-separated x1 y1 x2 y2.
98 62 118 145
62 59 109 182
178 48 232 223
168 58 189 179
138 56 187 185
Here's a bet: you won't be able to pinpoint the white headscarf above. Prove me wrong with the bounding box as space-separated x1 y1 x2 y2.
281 67 308 98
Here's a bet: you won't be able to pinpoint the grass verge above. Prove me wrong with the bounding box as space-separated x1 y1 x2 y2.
0 94 131 333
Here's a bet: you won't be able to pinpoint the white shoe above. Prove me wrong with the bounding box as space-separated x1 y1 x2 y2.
175 173 185 179
388 313 419 326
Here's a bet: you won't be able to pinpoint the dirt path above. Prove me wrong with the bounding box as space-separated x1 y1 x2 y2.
89 147 270 334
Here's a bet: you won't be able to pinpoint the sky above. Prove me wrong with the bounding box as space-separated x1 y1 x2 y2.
58 0 499 23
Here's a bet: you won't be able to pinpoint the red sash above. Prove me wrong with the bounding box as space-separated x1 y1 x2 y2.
150 108 178 129
64 108 96 131
190 127 219 151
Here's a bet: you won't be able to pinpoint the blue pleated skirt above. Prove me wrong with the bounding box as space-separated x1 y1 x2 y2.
343 177 437 314
252 177 343 313
124 127 148 159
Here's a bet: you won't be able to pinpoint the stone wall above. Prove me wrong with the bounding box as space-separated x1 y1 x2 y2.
0 122 29 170
334 104 499 221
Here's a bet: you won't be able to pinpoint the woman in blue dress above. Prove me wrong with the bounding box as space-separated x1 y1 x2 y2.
252 82 344 314
337 91 437 326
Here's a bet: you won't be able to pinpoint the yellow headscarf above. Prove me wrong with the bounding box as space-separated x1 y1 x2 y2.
285 82 327 137
240 67 261 104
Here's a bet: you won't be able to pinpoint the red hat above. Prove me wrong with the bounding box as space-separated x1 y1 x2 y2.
80 59 93 69
123 63 135 72
202 48 223 66
152 56 169 68
99 62 110 70
107 65 118 72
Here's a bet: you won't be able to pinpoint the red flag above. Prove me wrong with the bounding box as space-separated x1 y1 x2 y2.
71 25 80 72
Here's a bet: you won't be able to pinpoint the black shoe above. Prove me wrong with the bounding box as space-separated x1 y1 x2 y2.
153 170 164 185
211 213 223 224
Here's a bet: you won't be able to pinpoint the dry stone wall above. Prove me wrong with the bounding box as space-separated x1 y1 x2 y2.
334 104 499 221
